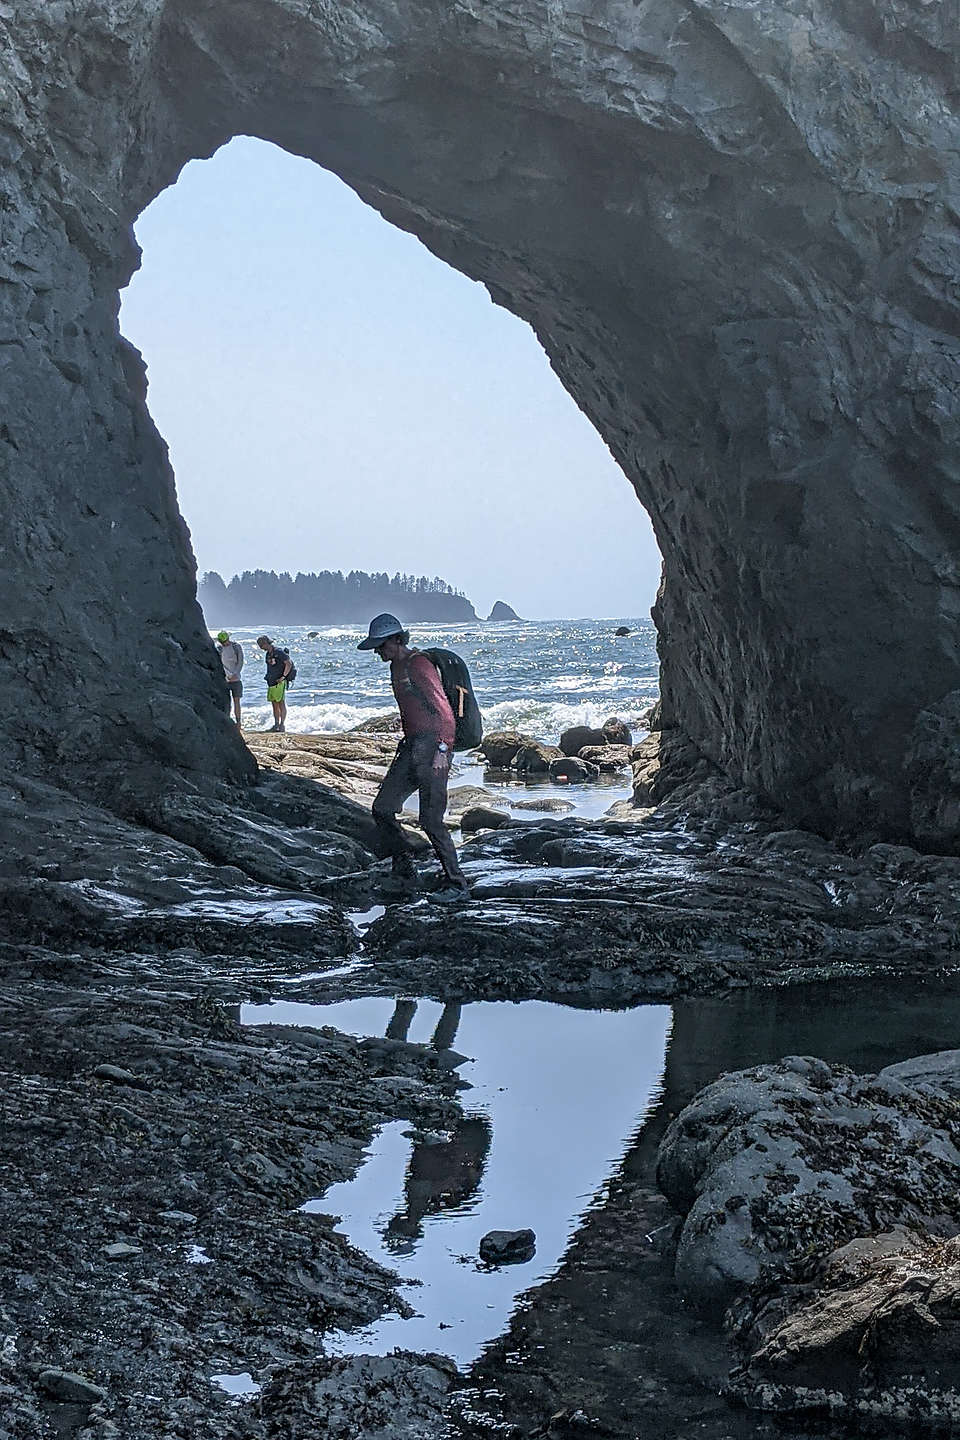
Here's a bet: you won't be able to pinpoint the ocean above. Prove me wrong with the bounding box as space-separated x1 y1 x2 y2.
220 618 660 743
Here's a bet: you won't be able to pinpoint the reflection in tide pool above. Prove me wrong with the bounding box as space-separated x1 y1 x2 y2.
240 998 671 1365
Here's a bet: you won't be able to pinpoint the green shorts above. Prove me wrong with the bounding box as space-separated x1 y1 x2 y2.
267 681 287 703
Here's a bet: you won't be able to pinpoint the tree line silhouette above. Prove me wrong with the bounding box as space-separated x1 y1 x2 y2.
199 568 478 625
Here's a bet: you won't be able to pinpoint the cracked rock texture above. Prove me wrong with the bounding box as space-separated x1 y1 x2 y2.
3 1 960 842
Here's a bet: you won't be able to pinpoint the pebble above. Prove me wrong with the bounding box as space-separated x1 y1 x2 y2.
103 1243 142 1259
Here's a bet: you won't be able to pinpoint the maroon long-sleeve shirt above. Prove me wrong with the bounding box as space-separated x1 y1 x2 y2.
391 651 455 746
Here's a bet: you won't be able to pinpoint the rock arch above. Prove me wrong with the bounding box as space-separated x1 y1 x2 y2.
3 1 959 843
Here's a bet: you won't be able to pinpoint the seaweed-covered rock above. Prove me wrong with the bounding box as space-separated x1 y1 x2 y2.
656 1053 960 1313
257 1352 457 1438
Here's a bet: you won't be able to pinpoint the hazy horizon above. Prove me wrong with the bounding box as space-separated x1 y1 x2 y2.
198 566 654 624
120 137 663 620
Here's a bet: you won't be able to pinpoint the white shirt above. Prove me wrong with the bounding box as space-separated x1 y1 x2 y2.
218 641 244 679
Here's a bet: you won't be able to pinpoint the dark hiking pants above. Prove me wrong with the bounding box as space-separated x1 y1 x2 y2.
372 734 464 882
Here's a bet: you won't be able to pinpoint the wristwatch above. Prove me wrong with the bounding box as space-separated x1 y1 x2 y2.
437 742 449 753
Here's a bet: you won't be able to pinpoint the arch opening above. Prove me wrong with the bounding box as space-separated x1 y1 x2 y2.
4 1 960 846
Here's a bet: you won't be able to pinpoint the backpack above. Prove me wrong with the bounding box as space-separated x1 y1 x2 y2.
269 646 297 687
421 648 483 751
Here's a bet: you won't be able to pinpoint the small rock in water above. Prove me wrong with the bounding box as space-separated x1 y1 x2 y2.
38 1369 107 1404
479 1228 536 1264
460 805 511 833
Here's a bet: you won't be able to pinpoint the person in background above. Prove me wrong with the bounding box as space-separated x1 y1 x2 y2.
358 612 469 902
216 630 244 726
256 635 291 732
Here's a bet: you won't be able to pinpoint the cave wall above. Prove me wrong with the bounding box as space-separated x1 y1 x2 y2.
2 0 959 842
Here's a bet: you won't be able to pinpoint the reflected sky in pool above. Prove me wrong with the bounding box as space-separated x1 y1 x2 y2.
240 997 671 1364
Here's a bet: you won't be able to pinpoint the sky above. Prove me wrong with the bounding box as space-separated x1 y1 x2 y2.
120 137 662 621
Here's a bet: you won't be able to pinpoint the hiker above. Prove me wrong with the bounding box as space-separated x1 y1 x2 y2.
216 630 244 725
358 613 469 901
256 635 292 732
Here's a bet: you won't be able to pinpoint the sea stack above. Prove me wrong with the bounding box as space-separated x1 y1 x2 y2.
487 601 521 622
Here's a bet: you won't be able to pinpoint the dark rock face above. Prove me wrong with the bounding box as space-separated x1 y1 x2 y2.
4 2 960 844
487 600 521 622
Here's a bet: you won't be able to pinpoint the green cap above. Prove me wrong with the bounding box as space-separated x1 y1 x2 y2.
216 630 229 642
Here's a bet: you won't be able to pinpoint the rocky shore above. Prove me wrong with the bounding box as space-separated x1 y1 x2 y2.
5 730 960 1437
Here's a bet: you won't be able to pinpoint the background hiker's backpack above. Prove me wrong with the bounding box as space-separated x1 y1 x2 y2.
273 647 297 687
421 648 483 751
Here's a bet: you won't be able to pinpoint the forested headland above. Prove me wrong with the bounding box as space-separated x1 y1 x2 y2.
199 569 478 625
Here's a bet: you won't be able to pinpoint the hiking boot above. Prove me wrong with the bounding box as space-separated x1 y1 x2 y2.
278 722 286 732
430 881 470 905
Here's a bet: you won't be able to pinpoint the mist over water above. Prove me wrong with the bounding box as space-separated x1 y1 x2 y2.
214 618 659 741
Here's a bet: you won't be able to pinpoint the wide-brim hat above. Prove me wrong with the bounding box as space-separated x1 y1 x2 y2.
358 612 406 650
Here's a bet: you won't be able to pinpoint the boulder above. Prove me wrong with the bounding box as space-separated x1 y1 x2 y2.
39 1370 107 1405
735 1232 960 1429
656 1053 960 1315
601 716 633 746
577 745 632 771
460 806 512 833
510 796 575 813
549 756 600 782
614 626 631 637
515 743 564 774
445 786 509 823
352 713 402 734
559 725 606 757
480 731 537 768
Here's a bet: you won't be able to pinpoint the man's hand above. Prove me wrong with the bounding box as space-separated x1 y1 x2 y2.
431 748 449 773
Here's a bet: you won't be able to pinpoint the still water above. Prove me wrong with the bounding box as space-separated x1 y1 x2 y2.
241 997 671 1364
241 975 960 1370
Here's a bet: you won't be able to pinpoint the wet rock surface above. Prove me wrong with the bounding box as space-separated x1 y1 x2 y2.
0 955 463 1438
5 738 960 1435
654 1050 960 1432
